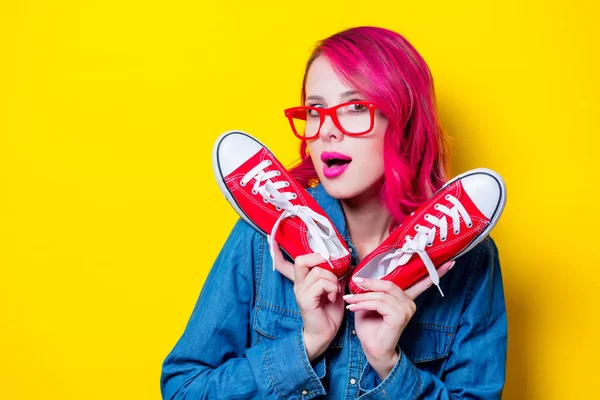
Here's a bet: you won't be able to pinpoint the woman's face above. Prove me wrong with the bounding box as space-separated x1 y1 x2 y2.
305 56 388 201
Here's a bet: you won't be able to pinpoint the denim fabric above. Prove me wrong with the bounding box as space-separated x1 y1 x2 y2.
161 184 508 399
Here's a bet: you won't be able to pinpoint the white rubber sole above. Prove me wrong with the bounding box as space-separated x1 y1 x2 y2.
212 130 272 237
439 168 507 260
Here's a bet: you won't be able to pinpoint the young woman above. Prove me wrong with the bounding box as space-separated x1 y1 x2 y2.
161 26 507 399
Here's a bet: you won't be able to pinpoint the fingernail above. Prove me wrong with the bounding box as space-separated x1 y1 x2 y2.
343 294 354 300
346 304 356 310
352 277 364 283
449 261 456 270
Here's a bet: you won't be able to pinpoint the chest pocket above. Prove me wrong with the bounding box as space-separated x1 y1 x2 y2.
252 306 303 344
399 322 455 364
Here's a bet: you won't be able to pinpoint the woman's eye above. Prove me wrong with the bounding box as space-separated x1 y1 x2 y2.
351 103 366 112
306 104 324 118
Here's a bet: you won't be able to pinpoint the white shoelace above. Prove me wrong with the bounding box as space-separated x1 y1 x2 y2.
240 160 339 271
377 195 473 297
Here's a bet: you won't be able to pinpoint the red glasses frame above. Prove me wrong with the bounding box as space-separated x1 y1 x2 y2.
283 100 377 140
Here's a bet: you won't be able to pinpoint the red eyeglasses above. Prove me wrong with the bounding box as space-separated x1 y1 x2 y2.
284 100 377 140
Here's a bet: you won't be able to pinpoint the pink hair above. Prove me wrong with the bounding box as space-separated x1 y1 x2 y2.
288 26 449 224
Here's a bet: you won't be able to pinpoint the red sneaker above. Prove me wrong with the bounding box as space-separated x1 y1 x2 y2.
212 130 351 278
349 168 506 296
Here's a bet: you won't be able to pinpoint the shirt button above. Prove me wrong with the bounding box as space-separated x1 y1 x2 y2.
350 378 357 385
301 389 308 396
351 329 356 336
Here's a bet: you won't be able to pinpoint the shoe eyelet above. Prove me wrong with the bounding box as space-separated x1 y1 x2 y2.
240 181 246 187
445 195 450 200
276 171 281 176
285 181 290 187
263 198 269 203
251 189 258 195
414 224 420 231
292 193 297 200
467 223 473 228
424 214 430 220
440 236 446 242
427 242 433 247
267 160 272 166
434 204 440 210
454 230 459 235
276 206 282 211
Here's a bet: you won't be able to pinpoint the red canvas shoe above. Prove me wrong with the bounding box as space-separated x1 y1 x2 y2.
349 168 506 296
212 130 351 278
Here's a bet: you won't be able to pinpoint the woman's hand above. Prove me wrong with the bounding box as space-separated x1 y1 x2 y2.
270 237 345 361
344 260 455 380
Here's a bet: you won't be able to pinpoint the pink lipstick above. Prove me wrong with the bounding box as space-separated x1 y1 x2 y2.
321 152 352 179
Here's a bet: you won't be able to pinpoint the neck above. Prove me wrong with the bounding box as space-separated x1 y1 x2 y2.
340 186 394 261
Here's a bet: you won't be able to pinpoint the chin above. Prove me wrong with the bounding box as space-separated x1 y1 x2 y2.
318 169 385 202
318 177 363 200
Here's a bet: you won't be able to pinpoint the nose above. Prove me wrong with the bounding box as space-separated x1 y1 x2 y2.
319 115 342 142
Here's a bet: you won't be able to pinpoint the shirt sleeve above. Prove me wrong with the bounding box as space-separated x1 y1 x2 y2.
357 237 508 399
160 219 327 400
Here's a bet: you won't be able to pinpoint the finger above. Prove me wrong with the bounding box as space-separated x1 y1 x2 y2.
346 299 395 316
351 276 406 302
404 260 455 300
303 268 341 301
302 278 339 307
294 253 326 285
303 266 340 290
269 236 297 281
343 291 397 306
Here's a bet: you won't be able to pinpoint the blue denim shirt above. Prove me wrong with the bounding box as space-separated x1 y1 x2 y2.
161 184 507 399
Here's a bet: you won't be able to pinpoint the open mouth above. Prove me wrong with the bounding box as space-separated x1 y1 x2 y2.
324 158 352 168
321 152 352 178
321 152 352 168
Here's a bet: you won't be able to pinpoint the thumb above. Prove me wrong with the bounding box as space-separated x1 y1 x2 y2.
269 236 295 282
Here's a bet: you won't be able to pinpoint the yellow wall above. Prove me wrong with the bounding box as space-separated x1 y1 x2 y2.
2 1 598 399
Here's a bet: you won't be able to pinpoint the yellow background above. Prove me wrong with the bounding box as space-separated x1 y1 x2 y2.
1 1 598 399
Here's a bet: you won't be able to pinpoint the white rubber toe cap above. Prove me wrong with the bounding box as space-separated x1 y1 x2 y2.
213 131 263 177
461 170 505 219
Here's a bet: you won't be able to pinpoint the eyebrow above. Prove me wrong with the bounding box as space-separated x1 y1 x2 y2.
305 90 361 103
